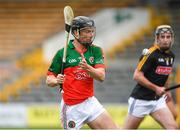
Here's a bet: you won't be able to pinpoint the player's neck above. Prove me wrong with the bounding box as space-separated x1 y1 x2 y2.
73 40 86 53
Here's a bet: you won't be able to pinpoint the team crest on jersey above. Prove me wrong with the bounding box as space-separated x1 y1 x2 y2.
68 120 76 128
89 57 94 64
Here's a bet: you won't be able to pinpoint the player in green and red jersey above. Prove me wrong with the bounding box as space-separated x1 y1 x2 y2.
46 16 118 129
123 25 178 129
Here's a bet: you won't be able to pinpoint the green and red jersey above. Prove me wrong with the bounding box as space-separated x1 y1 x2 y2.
47 40 105 105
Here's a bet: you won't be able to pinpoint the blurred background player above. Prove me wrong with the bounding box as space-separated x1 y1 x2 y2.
123 25 178 129
46 16 118 129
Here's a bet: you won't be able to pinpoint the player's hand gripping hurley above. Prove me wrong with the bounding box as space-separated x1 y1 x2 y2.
60 6 74 92
145 84 180 98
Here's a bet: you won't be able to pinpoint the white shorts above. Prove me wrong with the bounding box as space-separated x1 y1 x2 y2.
128 96 167 118
60 96 105 130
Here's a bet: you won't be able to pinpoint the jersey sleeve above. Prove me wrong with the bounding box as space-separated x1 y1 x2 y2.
47 50 62 75
137 52 155 73
94 47 105 68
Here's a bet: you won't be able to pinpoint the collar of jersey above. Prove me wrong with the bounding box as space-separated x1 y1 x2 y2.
69 40 75 49
154 44 160 50
69 40 87 53
154 44 170 54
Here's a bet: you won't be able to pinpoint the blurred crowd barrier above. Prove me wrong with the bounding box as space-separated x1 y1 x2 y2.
0 103 60 128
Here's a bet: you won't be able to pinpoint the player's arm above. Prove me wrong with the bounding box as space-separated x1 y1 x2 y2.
46 73 65 87
86 66 105 82
46 75 58 87
80 46 105 82
46 50 64 87
133 69 165 96
79 60 105 82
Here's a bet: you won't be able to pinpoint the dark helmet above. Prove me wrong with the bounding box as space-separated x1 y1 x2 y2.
155 25 174 36
71 16 96 46
155 25 174 47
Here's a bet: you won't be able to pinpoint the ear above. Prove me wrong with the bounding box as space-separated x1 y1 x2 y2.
73 30 78 35
156 35 160 42
157 35 160 39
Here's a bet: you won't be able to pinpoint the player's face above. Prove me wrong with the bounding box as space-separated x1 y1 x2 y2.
79 27 96 44
157 33 172 51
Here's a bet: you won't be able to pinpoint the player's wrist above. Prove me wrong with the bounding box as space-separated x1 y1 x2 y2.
46 76 59 87
151 84 159 92
85 64 93 72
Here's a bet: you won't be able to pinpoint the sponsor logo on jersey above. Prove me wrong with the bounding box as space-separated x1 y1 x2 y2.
68 59 77 63
74 69 91 80
158 58 164 62
155 66 172 75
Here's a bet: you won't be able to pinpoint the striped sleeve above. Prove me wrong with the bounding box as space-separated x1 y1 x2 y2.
48 50 62 75
137 46 157 72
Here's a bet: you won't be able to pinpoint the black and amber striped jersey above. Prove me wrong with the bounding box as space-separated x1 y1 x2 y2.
130 44 175 100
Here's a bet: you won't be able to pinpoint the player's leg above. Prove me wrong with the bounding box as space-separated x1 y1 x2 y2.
151 107 178 129
166 99 177 120
123 114 144 129
87 110 118 129
150 96 178 129
123 97 151 129
86 96 118 129
165 92 177 119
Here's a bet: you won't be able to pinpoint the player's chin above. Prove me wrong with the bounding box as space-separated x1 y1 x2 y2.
81 40 93 45
83 38 92 42
161 46 171 51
